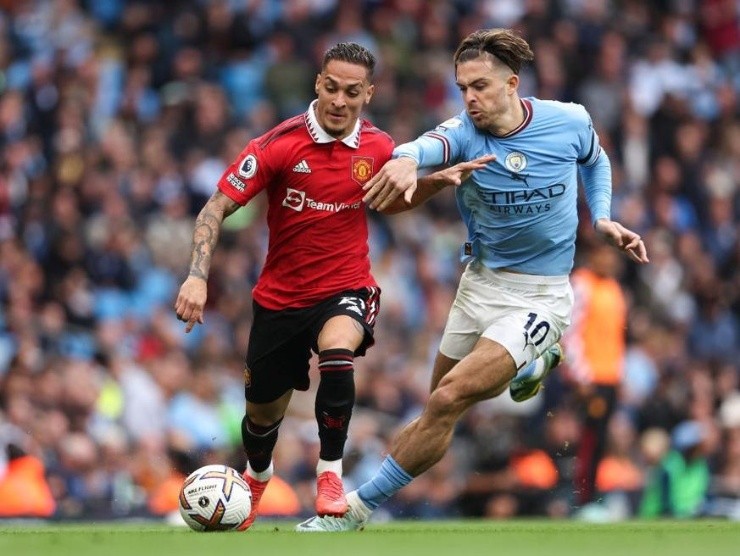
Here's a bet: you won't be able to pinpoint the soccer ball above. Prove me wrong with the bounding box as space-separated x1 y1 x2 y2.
178 464 252 532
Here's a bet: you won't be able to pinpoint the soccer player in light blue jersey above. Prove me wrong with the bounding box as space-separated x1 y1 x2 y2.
296 28 648 532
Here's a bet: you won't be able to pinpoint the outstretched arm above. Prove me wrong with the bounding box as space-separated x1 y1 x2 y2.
381 154 496 215
174 190 241 332
362 133 453 211
578 148 648 264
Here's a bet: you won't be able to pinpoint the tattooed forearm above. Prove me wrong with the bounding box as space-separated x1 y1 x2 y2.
188 210 221 279
187 191 239 280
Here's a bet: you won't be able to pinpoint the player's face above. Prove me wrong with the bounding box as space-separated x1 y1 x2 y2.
315 60 374 139
455 55 518 130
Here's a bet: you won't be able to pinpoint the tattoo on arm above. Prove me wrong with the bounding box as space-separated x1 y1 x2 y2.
189 210 220 279
188 191 240 280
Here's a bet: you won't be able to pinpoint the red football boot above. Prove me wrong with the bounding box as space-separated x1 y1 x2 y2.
315 471 347 517
237 473 270 531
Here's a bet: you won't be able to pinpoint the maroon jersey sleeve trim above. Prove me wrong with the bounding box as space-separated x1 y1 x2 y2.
257 115 306 149
361 120 394 143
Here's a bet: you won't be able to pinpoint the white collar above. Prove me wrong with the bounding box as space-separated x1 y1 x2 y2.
305 100 361 148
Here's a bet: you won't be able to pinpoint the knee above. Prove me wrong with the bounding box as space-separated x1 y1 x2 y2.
318 335 346 351
317 333 358 352
247 407 285 427
317 317 364 352
427 380 466 420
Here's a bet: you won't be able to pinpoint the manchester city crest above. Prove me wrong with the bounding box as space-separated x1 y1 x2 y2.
504 152 527 173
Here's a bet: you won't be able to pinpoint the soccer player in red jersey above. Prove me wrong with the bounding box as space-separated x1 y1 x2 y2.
174 43 393 528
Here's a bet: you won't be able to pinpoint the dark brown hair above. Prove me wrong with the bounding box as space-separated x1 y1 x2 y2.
453 29 534 75
322 42 377 80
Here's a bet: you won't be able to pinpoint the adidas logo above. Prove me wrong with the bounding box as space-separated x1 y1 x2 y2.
292 160 311 173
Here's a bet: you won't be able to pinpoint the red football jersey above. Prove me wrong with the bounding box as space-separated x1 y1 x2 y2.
217 103 394 310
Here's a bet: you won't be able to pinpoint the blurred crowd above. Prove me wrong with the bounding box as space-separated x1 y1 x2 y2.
0 0 738 522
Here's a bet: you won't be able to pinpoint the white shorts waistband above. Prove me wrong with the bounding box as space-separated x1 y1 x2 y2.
467 261 570 289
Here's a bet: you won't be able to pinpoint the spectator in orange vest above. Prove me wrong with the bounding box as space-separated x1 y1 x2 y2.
561 241 628 506
253 474 301 517
595 412 644 510
0 422 56 517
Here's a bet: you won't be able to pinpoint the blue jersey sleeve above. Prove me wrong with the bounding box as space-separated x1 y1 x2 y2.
392 114 469 167
574 105 601 167
565 103 611 223
579 149 612 224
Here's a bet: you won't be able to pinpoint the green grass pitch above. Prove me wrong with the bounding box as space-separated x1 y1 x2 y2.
2 520 739 556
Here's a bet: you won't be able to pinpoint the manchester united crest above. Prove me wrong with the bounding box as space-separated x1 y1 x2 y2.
351 156 374 186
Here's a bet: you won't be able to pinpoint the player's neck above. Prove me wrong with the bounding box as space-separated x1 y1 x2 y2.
489 96 525 137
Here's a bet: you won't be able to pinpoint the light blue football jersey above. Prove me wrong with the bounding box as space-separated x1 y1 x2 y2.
394 98 612 275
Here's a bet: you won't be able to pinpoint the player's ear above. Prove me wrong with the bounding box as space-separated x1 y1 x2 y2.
364 83 374 104
315 74 321 94
507 73 519 94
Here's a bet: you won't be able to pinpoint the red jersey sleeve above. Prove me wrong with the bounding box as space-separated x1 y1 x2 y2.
216 140 280 205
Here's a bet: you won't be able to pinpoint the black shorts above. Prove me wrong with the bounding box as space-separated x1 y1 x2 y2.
244 287 380 403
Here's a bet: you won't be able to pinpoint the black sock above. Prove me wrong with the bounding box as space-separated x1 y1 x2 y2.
241 415 282 473
315 348 355 461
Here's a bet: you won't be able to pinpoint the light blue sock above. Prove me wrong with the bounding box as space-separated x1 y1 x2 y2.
357 455 413 510
516 360 537 380
517 355 552 381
